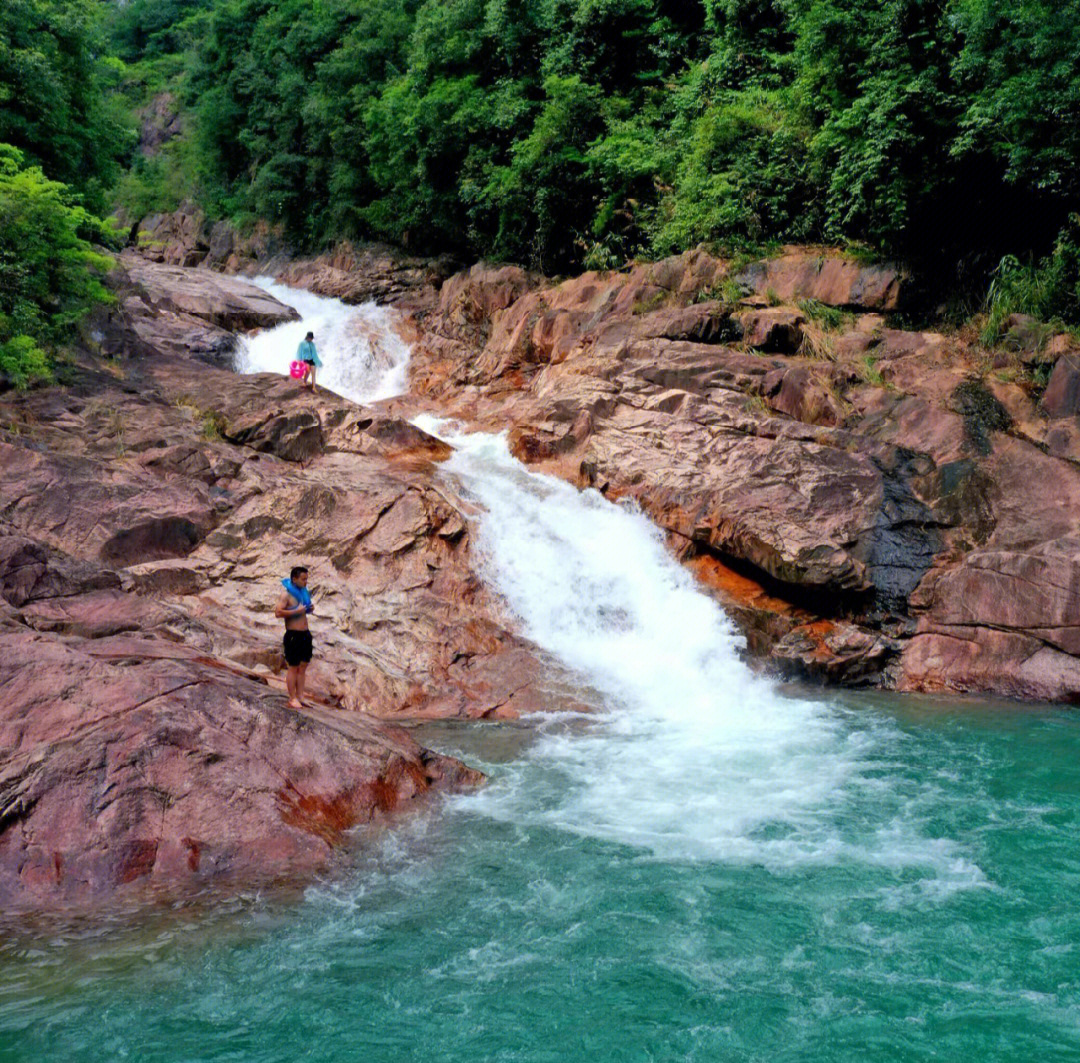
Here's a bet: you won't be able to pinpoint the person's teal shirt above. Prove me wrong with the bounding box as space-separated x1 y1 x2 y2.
297 339 322 367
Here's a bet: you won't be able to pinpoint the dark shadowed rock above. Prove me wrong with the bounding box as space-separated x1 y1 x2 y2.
950 377 1012 455
772 621 901 686
739 307 806 353
1041 353 1080 418
638 302 743 345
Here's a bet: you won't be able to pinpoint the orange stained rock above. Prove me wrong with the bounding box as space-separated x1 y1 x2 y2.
798 619 839 660
685 554 804 619
277 784 372 847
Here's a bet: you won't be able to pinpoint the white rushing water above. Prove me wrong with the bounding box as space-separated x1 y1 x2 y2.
236 278 411 404
417 423 982 887
239 285 981 887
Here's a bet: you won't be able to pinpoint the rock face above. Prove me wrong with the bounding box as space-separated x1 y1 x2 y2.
396 248 1080 702
0 261 584 910
0 618 480 911
128 208 452 306
739 307 806 352
138 93 183 157
0 365 501 912
134 210 293 270
121 252 299 331
1 359 555 722
268 242 458 313
735 248 907 310
1041 352 1080 419
101 253 300 369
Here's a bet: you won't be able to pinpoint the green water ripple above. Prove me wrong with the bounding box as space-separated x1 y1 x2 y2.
2 703 1080 1063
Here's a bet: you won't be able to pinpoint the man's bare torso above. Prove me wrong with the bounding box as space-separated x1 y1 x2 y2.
278 591 309 631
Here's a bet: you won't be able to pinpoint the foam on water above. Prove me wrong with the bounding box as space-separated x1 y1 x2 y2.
235 277 410 403
417 421 981 886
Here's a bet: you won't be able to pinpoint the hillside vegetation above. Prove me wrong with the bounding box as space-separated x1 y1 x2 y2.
2 0 1080 385
0 0 126 384
116 0 1080 285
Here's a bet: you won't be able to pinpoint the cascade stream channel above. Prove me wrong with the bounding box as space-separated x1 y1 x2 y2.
2 282 1079 1062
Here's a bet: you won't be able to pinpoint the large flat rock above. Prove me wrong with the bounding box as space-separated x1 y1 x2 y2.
0 617 480 912
121 251 299 331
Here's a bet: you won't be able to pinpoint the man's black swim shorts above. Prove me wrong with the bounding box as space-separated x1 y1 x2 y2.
283 630 313 667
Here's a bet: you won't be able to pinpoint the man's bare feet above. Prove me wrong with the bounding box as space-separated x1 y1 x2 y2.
288 698 302 709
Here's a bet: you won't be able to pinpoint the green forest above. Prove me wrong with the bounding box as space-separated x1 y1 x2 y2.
3 0 1080 383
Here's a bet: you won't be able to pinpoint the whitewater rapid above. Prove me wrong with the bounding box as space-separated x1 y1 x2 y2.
415 424 980 888
236 278 410 404
237 282 982 889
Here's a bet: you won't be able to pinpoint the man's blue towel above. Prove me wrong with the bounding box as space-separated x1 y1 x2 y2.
282 578 313 612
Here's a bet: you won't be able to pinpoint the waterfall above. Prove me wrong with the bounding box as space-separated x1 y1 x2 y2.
235 278 411 404
413 423 980 885
238 282 980 884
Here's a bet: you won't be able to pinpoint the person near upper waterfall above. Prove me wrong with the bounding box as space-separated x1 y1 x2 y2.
275 565 315 709
296 331 322 391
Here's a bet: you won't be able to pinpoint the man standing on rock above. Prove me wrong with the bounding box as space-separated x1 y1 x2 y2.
296 331 322 391
276 566 314 709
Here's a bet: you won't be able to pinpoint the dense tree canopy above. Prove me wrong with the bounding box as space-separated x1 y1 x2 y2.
0 0 129 211
6 0 1080 381
0 1 124 386
154 0 1080 289
0 146 115 387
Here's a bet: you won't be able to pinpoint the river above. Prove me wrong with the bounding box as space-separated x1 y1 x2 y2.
2 282 1078 1062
